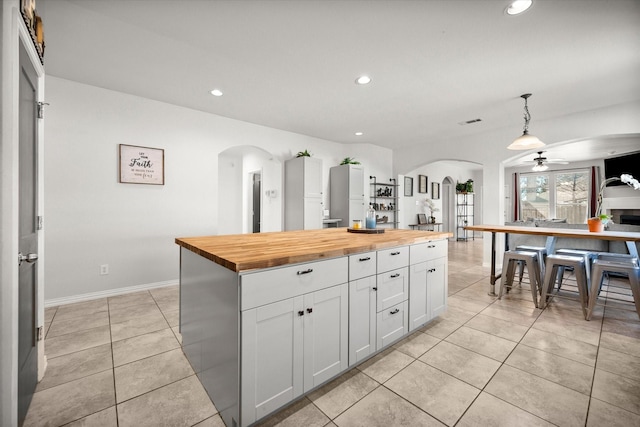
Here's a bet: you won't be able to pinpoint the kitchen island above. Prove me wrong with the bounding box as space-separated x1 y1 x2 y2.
176 228 452 427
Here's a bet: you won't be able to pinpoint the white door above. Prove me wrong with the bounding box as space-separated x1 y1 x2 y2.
409 262 428 331
303 197 322 229
241 297 304 425
428 258 448 318
349 198 365 225
18 40 39 426
348 276 377 365
303 284 348 392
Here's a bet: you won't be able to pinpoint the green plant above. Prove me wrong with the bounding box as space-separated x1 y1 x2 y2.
465 179 474 193
455 182 467 193
296 149 311 157
340 157 361 165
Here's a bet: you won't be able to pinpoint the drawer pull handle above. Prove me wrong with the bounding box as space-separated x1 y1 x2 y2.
359 257 371 262
372 287 378 291
427 245 436 248
297 269 313 275
298 310 305 316
390 308 400 315
428 268 436 273
307 308 313 314
390 251 400 256
390 273 400 278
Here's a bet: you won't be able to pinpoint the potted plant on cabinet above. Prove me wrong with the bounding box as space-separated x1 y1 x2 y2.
296 149 312 157
340 157 361 165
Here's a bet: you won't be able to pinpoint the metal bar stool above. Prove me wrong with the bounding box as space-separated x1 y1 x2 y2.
592 253 638 295
515 245 547 286
540 254 589 318
499 250 543 308
586 259 640 321
555 248 596 290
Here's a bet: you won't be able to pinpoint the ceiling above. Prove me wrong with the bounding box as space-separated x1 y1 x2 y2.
39 0 640 164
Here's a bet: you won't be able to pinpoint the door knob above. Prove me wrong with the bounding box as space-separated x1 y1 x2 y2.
18 252 38 266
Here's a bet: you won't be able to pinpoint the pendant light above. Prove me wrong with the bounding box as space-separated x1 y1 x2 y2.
508 93 545 150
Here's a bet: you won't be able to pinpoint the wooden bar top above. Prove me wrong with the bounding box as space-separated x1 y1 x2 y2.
466 224 640 242
176 228 452 272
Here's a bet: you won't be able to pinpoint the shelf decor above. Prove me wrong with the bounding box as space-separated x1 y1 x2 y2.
119 144 165 185
404 176 413 196
418 175 428 193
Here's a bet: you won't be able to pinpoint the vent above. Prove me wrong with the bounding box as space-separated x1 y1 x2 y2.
458 118 483 126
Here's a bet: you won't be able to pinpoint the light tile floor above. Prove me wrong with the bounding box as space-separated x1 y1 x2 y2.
25 239 640 426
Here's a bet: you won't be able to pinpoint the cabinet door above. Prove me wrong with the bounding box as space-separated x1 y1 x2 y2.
303 197 322 230
428 257 448 318
241 297 304 425
304 157 323 198
349 276 377 366
303 283 348 392
348 165 364 199
376 267 408 312
348 198 364 225
376 301 408 349
409 262 428 331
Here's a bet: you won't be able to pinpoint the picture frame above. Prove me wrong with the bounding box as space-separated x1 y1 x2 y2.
417 213 428 225
418 175 428 193
119 144 165 185
432 182 440 200
404 176 413 196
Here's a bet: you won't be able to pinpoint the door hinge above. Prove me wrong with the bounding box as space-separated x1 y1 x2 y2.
37 102 49 119
37 326 43 341
37 215 43 230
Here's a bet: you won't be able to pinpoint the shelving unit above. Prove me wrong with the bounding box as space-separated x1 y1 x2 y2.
456 192 474 241
370 176 398 228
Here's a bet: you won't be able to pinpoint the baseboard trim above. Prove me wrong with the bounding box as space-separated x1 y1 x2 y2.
44 280 179 307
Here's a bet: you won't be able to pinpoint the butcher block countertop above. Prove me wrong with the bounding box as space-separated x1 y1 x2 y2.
176 228 452 272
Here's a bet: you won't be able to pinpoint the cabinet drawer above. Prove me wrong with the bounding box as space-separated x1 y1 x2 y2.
377 246 409 273
349 251 377 281
240 257 348 310
376 300 408 349
376 267 408 312
410 240 447 265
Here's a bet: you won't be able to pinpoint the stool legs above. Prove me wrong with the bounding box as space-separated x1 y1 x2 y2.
500 254 541 308
587 261 640 321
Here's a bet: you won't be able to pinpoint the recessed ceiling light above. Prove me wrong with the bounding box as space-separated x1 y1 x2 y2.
210 89 223 97
355 76 371 85
355 132 363 136
506 0 532 15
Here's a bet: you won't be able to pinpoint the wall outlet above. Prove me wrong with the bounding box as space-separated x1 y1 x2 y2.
100 264 109 275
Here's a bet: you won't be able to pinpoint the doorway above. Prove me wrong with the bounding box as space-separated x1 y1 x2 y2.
18 40 39 426
251 172 261 233
442 177 455 238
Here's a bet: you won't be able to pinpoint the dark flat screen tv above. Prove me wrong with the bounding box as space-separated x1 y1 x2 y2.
604 151 640 186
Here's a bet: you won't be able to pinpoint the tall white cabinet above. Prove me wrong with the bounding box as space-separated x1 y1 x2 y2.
329 164 365 227
285 157 323 230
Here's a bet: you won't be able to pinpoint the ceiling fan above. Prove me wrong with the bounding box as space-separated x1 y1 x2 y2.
525 151 568 171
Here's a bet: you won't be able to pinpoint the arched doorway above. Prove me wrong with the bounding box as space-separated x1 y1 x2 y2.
442 176 455 237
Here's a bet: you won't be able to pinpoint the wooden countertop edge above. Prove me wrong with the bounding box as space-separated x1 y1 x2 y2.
176 229 453 272
465 224 640 241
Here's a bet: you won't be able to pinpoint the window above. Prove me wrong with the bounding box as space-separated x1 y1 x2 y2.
519 169 589 223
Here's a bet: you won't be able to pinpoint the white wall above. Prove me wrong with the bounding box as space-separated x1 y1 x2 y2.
44 77 393 302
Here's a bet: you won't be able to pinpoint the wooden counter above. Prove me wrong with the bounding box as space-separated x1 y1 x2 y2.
176 227 452 272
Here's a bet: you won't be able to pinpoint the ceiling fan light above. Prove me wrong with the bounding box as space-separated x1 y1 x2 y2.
532 163 548 172
508 132 545 150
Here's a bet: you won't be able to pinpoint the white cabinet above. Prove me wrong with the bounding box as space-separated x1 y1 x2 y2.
285 156 323 230
408 242 448 332
428 257 448 318
376 267 408 312
377 301 409 349
330 164 365 227
241 283 348 425
348 275 376 366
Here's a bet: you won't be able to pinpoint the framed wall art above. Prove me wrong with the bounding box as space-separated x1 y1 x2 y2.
404 176 413 196
119 144 165 185
432 182 440 199
418 175 428 193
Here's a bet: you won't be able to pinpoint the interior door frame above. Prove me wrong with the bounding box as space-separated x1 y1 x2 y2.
1 7 46 426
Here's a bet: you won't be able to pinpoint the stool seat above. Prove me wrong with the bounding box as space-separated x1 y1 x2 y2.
555 249 596 289
586 259 640 321
516 245 547 284
499 250 543 308
540 254 589 318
